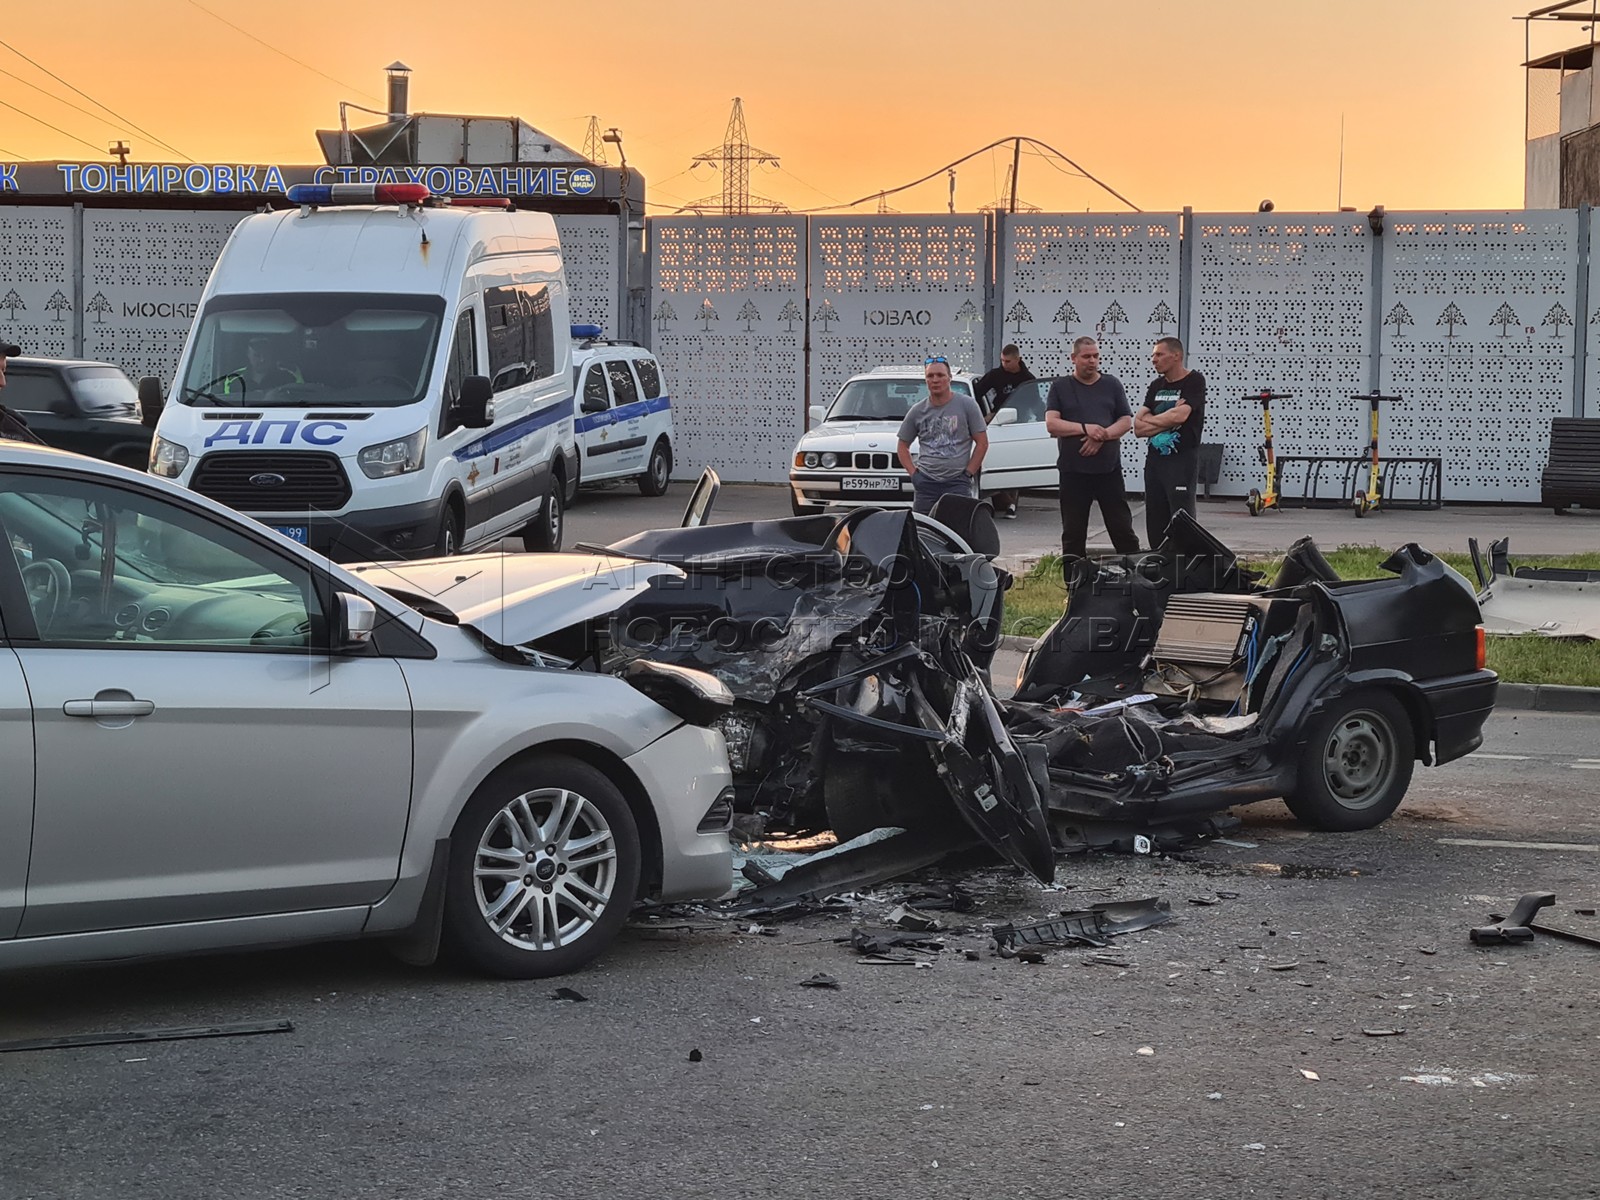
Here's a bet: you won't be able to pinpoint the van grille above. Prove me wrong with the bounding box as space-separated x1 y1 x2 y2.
190 451 352 514
852 452 893 470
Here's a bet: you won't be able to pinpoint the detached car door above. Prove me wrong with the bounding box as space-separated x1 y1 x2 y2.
0 466 414 937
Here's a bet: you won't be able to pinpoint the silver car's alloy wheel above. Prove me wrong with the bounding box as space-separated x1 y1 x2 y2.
1321 711 1396 809
472 788 618 951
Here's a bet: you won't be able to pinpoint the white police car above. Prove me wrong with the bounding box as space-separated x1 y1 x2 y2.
788 364 980 514
567 325 674 500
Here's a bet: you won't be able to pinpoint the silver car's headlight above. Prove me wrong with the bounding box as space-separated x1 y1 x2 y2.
358 428 427 479
820 451 839 469
149 436 190 478
803 451 820 468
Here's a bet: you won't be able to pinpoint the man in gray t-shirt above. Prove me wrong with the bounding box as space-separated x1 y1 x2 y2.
896 357 989 515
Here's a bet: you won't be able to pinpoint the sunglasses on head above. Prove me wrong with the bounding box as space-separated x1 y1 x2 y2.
924 356 949 366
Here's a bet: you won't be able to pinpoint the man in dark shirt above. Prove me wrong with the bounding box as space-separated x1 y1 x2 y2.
1135 336 1207 547
973 343 1034 518
1044 336 1140 562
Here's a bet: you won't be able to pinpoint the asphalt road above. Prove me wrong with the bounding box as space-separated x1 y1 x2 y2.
4 707 1599 1200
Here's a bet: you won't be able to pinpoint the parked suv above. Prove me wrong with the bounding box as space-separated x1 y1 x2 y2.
1 356 153 469
569 326 674 500
788 365 980 515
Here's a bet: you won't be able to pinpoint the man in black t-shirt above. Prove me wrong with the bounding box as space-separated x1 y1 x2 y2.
973 343 1035 517
1045 336 1141 562
1135 336 1206 547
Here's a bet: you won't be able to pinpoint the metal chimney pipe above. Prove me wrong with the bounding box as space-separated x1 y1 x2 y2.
386 61 412 120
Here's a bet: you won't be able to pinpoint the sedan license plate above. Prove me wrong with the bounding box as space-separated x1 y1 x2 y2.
271 524 309 544
840 475 900 493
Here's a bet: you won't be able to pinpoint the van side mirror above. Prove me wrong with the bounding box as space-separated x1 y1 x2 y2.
335 593 377 651
459 376 494 429
808 404 826 428
137 377 165 429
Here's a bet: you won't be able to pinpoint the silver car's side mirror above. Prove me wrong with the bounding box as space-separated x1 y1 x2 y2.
990 407 1018 427
807 404 826 428
337 593 377 649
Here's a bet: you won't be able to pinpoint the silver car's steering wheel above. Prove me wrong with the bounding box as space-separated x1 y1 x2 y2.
21 558 72 634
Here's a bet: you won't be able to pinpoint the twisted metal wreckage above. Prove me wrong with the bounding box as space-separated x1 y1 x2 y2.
381 473 1498 905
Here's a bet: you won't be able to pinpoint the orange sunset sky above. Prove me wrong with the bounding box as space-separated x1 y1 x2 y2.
0 0 1578 213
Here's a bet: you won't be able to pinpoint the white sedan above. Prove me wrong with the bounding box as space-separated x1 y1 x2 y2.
790 367 1062 513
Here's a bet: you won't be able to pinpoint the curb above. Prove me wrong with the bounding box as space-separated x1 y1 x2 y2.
1495 682 1600 714
993 636 1600 715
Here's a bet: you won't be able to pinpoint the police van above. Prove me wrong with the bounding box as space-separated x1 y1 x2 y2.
568 325 674 498
148 182 574 559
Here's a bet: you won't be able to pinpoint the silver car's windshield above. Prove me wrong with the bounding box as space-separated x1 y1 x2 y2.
826 377 972 421
177 292 445 409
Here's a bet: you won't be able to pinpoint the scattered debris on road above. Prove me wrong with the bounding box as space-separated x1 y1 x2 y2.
0 1019 294 1054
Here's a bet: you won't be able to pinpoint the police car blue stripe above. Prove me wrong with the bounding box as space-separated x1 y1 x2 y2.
453 398 575 461
573 393 671 435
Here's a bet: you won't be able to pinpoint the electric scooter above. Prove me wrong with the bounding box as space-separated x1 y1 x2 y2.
1350 392 1403 518
1245 390 1291 516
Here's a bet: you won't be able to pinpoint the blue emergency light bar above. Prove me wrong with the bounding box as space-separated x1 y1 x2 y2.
286 182 431 207
571 324 604 339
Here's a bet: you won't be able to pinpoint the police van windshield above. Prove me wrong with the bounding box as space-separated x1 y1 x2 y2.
177 293 445 408
825 377 972 421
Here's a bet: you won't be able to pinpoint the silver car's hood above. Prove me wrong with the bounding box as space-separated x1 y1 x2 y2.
349 552 684 645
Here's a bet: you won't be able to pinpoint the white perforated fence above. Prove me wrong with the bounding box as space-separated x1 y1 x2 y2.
648 217 807 482
81 209 247 384
1189 214 1374 497
807 217 987 414
1379 212 1578 503
9 200 1600 500
999 214 1182 481
552 214 620 334
0 207 76 360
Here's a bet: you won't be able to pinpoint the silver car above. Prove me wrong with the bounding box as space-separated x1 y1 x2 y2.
0 444 733 978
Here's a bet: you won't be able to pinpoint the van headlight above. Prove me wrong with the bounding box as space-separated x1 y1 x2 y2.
820 451 839 469
358 428 427 479
149 436 190 478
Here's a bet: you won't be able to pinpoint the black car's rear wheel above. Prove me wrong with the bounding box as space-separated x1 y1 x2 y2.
1284 689 1415 831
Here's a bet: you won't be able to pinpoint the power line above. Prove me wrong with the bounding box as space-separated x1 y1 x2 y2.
0 64 135 140
0 143 21 157
0 97 110 157
793 136 1138 214
183 0 383 103
0 37 192 161
773 164 845 206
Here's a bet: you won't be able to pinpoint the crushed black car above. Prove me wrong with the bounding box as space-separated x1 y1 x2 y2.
1007 512 1498 849
366 473 1497 885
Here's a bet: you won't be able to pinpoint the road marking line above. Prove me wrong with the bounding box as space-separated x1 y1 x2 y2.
1437 838 1600 853
1572 764 1600 771
1473 753 1530 761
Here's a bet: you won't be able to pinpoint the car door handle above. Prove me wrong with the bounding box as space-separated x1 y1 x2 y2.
63 699 156 718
